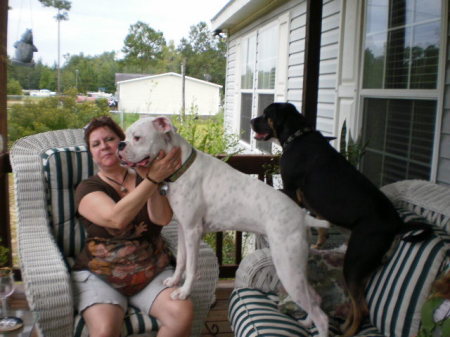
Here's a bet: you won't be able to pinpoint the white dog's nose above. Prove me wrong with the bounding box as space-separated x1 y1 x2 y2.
118 141 126 151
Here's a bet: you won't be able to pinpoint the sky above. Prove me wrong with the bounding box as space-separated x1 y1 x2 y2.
7 0 229 66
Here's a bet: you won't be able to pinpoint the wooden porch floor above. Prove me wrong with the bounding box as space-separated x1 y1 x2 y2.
10 280 234 337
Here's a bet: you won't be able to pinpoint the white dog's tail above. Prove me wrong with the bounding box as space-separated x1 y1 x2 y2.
305 216 330 228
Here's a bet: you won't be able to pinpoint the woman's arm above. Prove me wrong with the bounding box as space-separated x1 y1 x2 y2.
79 147 181 230
147 192 173 226
78 178 160 230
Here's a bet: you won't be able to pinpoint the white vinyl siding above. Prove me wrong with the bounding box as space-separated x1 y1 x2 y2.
222 0 340 148
286 0 340 137
317 0 341 136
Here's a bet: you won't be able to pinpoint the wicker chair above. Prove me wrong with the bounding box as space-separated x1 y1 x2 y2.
10 128 219 337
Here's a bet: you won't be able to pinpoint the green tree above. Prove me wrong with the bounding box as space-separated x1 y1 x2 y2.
122 21 167 73
38 0 72 92
153 41 183 74
178 22 226 86
8 59 51 90
7 79 22 95
38 0 71 11
39 66 57 90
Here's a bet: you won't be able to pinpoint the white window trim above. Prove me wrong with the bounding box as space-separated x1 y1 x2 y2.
235 13 290 152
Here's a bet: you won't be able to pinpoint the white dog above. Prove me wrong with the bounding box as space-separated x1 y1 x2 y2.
118 116 330 337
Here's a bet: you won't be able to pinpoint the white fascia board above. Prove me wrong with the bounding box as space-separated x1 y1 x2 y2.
211 0 267 31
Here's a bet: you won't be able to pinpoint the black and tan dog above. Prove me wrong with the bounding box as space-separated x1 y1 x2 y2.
251 102 432 336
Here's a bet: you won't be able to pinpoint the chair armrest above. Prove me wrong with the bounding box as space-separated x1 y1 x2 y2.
235 248 281 292
11 135 76 337
381 179 450 232
161 220 219 337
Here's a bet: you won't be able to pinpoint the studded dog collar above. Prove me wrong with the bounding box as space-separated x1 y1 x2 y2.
283 128 312 149
165 148 197 182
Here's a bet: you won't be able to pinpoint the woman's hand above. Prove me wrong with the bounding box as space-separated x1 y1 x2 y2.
135 147 182 183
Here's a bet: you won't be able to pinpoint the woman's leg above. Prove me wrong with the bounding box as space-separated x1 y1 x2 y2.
72 270 127 337
149 287 194 337
82 303 125 337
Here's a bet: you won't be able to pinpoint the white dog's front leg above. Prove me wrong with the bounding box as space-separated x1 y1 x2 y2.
170 226 202 300
164 225 186 288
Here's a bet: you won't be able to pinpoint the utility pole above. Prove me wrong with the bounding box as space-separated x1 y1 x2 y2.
181 59 186 120
56 9 62 93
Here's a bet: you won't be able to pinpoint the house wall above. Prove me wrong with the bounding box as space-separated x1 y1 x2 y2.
118 75 221 116
437 4 450 185
223 0 341 142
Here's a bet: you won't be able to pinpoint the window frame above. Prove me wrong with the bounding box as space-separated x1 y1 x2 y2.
357 0 447 182
237 17 288 153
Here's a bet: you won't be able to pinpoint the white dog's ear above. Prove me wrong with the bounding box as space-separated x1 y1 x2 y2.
152 117 173 133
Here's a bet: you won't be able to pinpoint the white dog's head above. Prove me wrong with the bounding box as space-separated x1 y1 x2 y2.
117 116 175 167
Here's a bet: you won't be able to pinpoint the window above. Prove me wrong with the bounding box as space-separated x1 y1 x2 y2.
240 93 253 143
363 0 441 89
361 98 436 186
256 94 274 153
360 0 441 186
239 24 279 153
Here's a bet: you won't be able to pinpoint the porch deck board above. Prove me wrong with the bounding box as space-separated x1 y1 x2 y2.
10 280 234 337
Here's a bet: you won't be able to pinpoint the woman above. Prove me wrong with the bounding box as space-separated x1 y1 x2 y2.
72 116 193 337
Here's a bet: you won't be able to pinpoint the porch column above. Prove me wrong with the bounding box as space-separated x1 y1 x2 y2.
301 0 323 129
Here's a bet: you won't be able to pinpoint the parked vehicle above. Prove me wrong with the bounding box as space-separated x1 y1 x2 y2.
108 96 118 108
29 89 56 97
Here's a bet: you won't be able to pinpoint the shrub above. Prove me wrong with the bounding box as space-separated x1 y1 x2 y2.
0 239 9 267
8 95 111 147
172 109 241 156
7 79 22 95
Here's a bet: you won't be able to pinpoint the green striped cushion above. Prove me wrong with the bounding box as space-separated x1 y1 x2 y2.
365 211 450 337
229 288 342 336
74 305 159 337
42 146 96 258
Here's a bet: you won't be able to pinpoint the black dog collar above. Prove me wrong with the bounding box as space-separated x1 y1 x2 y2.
165 149 197 183
283 128 312 149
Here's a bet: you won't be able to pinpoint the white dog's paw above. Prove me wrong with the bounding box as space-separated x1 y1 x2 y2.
163 276 180 287
170 287 190 300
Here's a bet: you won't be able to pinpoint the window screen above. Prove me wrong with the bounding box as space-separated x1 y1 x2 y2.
240 93 253 143
256 94 274 153
361 98 436 186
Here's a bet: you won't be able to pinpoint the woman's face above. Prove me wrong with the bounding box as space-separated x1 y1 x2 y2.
89 126 121 168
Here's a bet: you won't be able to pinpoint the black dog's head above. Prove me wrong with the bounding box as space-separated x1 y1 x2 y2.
250 102 311 143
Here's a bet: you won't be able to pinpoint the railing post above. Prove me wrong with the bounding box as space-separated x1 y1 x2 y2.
0 0 12 267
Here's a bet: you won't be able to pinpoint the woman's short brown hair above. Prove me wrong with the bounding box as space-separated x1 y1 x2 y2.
83 116 125 151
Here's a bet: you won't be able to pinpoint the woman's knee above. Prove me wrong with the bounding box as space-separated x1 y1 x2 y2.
83 303 125 337
151 289 194 327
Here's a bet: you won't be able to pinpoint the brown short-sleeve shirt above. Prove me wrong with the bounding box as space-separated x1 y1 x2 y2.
73 175 171 296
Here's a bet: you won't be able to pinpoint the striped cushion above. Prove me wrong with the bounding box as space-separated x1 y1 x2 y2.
42 146 160 336
365 210 450 337
74 305 159 337
230 209 449 337
229 288 342 337
42 146 96 258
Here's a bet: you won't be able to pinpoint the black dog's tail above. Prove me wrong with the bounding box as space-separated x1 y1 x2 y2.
399 222 433 242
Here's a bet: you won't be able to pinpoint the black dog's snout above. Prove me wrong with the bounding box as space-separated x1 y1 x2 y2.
118 141 126 151
250 116 260 127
